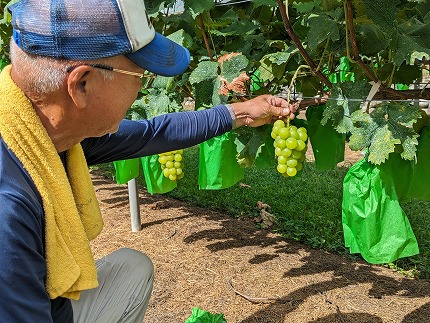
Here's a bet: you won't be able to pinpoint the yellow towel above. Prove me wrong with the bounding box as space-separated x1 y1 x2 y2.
0 65 104 300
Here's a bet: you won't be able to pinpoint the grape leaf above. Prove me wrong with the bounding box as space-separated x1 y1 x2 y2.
322 87 349 129
367 125 401 165
259 56 284 81
349 102 422 164
401 136 419 161
144 0 170 14
349 111 378 150
391 64 422 86
321 0 344 12
383 102 422 160
213 20 259 37
152 76 175 90
356 22 389 55
307 14 340 50
383 102 422 128
183 0 215 18
340 80 372 112
189 61 219 84
146 90 170 119
322 81 371 133
167 29 194 49
392 18 430 66
292 0 322 13
259 47 298 81
219 54 249 82
189 61 220 108
247 128 268 161
234 126 257 166
362 0 400 31
193 78 218 108
269 49 299 65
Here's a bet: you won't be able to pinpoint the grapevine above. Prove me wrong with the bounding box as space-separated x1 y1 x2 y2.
271 119 307 178
158 150 184 181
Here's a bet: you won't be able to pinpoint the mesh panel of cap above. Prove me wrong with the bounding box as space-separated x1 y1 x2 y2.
11 0 131 60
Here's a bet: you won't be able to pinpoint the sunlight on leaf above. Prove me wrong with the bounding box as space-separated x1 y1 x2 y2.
368 125 401 164
401 136 419 161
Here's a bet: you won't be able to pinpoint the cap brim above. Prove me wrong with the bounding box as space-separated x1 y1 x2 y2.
125 32 190 77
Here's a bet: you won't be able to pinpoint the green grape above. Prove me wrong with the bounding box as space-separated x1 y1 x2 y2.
158 155 167 164
277 164 287 173
298 131 308 142
296 140 306 151
286 137 297 150
286 157 298 167
272 120 307 178
291 150 302 160
286 167 297 177
278 127 290 139
275 137 287 149
281 148 292 157
278 155 287 165
168 168 176 175
289 128 299 140
158 149 185 181
274 120 285 128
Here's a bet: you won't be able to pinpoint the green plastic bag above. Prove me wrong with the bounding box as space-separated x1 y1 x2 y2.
342 158 419 264
328 56 355 83
406 126 430 201
251 69 263 92
141 154 177 194
198 132 244 190
306 105 346 170
378 152 413 202
113 158 140 185
184 307 226 323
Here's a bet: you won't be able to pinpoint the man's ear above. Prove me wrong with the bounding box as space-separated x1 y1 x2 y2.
67 65 93 109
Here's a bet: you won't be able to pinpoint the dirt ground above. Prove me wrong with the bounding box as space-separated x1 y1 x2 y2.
89 146 430 323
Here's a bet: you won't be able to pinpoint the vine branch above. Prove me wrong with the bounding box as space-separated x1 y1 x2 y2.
345 0 410 99
198 14 214 61
276 0 332 89
345 0 377 83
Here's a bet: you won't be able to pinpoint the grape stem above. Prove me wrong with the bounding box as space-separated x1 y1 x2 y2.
287 65 311 103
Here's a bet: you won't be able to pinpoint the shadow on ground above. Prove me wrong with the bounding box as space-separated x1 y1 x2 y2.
92 173 430 322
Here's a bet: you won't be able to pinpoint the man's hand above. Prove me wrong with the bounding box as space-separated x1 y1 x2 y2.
230 95 299 128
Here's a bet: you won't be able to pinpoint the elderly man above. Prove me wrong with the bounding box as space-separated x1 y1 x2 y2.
0 0 297 322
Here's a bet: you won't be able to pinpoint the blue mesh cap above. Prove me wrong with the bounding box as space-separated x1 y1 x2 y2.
9 0 190 77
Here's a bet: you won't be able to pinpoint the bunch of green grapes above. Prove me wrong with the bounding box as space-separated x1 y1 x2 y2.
158 149 184 181
271 119 307 177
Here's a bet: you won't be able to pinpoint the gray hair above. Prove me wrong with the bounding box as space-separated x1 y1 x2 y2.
9 40 115 94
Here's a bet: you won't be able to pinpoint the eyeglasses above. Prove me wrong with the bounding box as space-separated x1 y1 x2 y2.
66 63 156 80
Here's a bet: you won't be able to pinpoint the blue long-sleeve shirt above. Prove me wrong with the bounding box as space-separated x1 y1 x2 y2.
0 105 232 322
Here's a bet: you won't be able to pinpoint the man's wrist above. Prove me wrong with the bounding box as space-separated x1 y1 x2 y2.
225 103 237 129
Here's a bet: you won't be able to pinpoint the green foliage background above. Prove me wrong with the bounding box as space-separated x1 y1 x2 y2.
2 1 430 166
139 0 430 166
0 0 12 68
